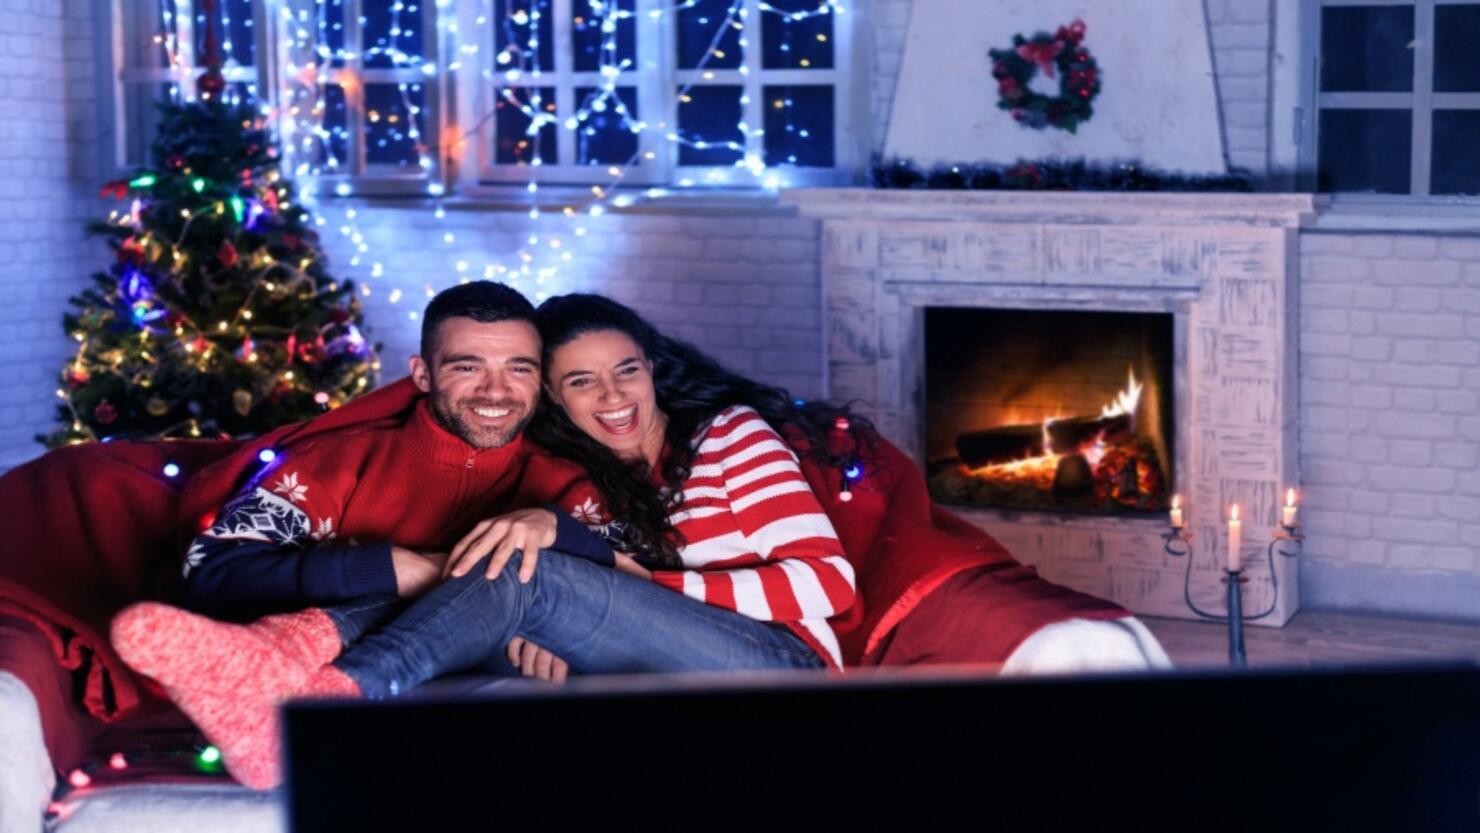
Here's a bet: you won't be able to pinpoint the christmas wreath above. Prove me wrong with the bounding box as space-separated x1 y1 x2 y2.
989 19 1101 133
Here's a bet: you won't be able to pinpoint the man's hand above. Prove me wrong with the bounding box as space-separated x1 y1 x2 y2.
446 508 559 583
614 552 652 581
506 636 569 683
392 547 449 597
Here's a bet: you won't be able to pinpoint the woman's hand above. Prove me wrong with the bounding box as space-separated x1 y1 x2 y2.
613 552 652 581
506 636 569 683
446 508 558 583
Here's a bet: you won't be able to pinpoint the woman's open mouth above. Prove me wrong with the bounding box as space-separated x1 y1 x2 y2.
592 404 638 435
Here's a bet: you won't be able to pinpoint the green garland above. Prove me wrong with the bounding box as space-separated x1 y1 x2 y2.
989 19 1101 133
871 158 1254 193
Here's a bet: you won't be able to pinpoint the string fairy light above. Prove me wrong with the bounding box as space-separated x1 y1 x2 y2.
254 0 847 304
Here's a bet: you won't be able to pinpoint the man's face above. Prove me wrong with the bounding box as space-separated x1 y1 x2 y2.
409 317 542 449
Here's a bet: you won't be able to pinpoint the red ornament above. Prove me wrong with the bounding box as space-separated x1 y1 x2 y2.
100 181 130 200
117 238 147 266
282 234 301 251
94 402 117 425
167 154 187 170
261 188 280 213
66 367 90 389
218 241 239 268
328 307 351 325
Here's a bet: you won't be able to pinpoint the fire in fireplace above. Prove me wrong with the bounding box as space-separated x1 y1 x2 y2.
924 308 1175 515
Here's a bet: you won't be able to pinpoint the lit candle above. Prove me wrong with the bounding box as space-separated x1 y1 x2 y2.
1169 494 1185 529
1227 504 1242 572
1282 488 1299 528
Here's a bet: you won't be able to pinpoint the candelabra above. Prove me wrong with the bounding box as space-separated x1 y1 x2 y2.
1161 524 1304 668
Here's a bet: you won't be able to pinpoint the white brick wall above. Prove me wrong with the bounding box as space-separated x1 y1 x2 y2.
313 205 825 401
0 0 102 469
1299 232 1480 620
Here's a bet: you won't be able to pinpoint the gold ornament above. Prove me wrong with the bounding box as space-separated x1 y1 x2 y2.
233 388 253 416
147 397 170 417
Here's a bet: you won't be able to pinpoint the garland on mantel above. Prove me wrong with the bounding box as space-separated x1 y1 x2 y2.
871 158 1254 193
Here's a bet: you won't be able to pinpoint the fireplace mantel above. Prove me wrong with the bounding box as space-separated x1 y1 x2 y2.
784 189 1322 625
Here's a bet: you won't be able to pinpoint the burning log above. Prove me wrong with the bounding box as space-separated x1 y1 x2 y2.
1044 414 1133 455
955 424 1042 468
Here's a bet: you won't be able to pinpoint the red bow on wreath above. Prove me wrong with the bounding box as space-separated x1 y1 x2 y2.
1016 39 1063 79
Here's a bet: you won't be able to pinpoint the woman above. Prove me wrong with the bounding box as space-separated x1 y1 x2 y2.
114 293 861 788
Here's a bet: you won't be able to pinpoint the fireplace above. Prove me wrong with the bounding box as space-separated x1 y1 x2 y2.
787 189 1317 625
924 308 1174 516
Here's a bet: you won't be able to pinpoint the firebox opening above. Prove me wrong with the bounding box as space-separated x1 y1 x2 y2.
925 307 1175 516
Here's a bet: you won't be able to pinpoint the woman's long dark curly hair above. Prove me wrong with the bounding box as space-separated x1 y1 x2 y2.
527 293 870 568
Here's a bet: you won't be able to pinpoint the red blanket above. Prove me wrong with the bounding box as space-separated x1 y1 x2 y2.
1 378 1126 769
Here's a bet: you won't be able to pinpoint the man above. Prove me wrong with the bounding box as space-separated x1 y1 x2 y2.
112 281 604 787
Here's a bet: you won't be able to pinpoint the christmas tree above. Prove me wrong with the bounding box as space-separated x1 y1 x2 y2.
41 60 379 448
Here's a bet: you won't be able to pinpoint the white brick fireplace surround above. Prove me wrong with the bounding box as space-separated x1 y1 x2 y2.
786 191 1324 625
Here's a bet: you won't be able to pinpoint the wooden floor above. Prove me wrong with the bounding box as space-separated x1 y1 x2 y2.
1140 610 1480 670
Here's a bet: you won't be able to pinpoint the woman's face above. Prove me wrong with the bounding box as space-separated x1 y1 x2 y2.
546 329 666 466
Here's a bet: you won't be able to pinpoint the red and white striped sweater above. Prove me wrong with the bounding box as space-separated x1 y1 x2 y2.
647 405 856 669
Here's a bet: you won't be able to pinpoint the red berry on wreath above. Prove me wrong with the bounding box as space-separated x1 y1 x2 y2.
94 401 117 425
218 241 239 268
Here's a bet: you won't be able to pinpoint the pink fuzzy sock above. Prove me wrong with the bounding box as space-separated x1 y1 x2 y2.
111 602 356 789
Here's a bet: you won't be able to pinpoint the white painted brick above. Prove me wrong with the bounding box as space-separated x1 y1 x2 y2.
1392 237 1439 258
1352 236 1395 257
1376 312 1464 338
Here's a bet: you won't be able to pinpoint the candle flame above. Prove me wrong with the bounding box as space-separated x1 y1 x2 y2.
1230 504 1240 521
1286 488 1296 507
1172 494 1181 509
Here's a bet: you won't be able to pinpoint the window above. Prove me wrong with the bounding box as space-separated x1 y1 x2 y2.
471 0 852 188
112 0 853 193
114 0 265 168
276 0 441 189
1310 0 1480 195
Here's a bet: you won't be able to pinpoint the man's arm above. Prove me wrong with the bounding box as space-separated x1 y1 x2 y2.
179 465 399 619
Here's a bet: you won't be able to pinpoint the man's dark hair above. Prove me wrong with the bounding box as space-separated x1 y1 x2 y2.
419 281 537 358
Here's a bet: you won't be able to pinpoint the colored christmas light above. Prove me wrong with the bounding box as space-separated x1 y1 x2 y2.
258 448 278 464
109 753 129 770
67 769 91 789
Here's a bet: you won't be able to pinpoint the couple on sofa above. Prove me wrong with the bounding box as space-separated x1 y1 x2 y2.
108 280 1169 790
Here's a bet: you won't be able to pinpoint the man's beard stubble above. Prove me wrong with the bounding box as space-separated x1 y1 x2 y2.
429 386 533 449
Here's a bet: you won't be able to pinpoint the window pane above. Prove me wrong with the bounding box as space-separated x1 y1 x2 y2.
319 0 348 68
573 0 636 73
763 84 833 166
677 85 744 165
495 0 555 74
574 86 640 166
1432 110 1480 195
194 0 256 67
364 83 426 168
323 84 350 170
126 2 172 70
1317 109 1412 193
677 0 743 70
125 84 175 167
495 87 558 164
1435 4 1480 92
223 81 259 107
364 0 426 69
1320 5 1414 92
761 1 834 70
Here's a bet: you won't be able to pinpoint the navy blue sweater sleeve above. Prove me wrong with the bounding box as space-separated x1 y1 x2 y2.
548 505 616 567
178 477 397 619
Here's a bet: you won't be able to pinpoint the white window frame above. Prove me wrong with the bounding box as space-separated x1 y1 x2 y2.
457 0 856 192
275 0 443 195
1284 0 1480 197
109 0 857 194
111 0 270 171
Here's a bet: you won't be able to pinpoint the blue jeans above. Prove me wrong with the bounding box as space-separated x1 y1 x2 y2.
328 551 825 698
